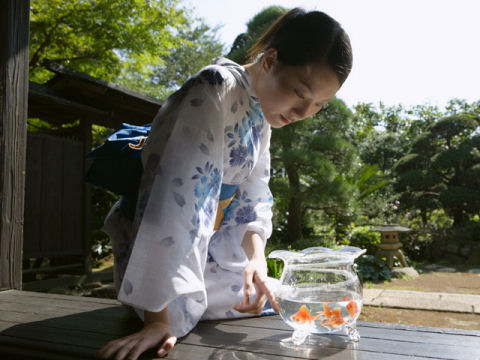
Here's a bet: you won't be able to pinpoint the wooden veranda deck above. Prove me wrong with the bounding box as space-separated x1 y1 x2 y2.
1 290 479 359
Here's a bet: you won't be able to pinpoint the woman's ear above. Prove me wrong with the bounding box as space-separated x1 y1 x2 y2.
261 48 278 73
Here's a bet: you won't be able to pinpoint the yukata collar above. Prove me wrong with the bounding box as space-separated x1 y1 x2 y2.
212 57 260 104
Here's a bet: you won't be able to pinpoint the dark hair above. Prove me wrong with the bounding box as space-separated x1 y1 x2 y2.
248 8 352 85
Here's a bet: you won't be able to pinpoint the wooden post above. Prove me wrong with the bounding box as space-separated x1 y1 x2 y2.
81 118 93 275
0 0 30 290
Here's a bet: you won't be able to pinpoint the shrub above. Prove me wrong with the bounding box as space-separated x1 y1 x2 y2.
355 254 392 282
348 226 381 255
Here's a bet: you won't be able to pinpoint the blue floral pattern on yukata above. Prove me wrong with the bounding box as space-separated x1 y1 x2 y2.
225 100 265 171
190 162 222 239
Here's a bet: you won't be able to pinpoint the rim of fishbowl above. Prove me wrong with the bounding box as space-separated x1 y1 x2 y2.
277 268 361 290
268 246 367 265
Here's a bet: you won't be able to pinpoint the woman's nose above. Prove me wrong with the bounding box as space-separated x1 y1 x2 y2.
290 102 312 121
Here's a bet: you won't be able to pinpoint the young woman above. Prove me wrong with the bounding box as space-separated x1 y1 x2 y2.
97 7 352 360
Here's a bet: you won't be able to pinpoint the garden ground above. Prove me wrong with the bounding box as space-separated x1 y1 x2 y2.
366 270 480 295
360 266 480 330
359 306 479 330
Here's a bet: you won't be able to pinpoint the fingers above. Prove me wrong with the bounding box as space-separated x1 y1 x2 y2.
157 335 177 357
253 273 281 313
234 293 267 314
243 267 254 306
125 339 155 360
96 335 134 359
233 267 255 312
95 326 177 360
122 333 176 360
114 338 141 360
233 262 281 315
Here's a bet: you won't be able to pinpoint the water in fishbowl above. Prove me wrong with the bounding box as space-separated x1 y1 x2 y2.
277 288 362 334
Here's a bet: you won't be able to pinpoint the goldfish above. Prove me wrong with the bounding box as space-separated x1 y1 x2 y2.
346 300 359 317
290 305 320 324
317 303 347 329
318 303 334 318
321 307 345 328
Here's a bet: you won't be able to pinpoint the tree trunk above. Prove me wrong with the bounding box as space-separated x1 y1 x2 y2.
285 163 303 245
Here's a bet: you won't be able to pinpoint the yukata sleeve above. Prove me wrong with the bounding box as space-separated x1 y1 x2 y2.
117 69 229 312
211 130 274 271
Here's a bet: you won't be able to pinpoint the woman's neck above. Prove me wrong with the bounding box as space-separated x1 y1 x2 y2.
242 62 262 98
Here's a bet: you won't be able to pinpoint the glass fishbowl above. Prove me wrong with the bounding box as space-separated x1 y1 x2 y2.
268 246 366 346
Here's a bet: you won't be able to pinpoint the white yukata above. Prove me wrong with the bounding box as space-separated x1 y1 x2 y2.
102 57 278 338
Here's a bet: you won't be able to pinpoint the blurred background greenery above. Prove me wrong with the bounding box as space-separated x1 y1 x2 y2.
27 1 480 280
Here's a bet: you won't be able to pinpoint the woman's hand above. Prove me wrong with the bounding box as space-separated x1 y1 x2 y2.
233 255 281 315
96 319 176 359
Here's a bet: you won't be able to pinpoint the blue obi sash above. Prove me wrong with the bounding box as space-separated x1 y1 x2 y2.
219 183 238 201
214 183 239 230
120 183 239 225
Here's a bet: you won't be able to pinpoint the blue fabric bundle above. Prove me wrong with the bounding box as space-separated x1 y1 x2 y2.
85 123 151 196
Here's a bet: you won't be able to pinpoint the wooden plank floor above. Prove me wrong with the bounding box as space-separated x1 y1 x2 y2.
1 290 479 359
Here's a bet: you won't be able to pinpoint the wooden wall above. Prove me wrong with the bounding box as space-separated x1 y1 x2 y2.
23 133 85 258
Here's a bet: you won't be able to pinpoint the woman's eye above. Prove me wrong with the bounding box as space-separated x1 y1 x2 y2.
294 89 305 99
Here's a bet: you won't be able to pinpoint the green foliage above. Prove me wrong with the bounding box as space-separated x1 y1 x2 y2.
398 209 450 261
30 0 186 90
351 164 389 200
29 0 225 98
149 23 224 91
347 226 381 256
446 221 480 248
394 113 480 226
266 258 284 279
269 97 362 246
227 6 287 64
116 20 224 99
294 234 338 251
355 255 392 282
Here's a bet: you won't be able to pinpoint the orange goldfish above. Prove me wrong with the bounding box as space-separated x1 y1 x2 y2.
321 307 345 328
346 300 359 317
290 305 320 324
318 303 334 318
317 304 346 328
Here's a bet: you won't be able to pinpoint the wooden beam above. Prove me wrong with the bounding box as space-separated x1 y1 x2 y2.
28 81 157 128
28 82 110 123
44 61 163 108
0 0 30 290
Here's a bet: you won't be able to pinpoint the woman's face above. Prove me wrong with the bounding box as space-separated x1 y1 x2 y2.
254 49 341 128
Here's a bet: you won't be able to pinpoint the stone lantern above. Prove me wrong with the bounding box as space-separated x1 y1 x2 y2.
371 224 411 268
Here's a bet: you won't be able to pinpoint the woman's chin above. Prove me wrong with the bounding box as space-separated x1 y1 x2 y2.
265 116 287 129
